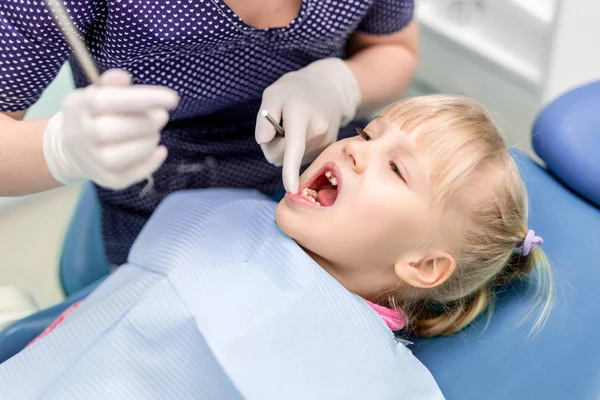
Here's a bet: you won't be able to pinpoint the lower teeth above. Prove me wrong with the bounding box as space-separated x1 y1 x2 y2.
300 188 321 206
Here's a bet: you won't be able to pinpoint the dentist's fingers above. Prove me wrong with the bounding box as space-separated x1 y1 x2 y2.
119 146 168 188
97 68 132 86
281 107 310 194
97 134 161 172
63 85 180 115
91 109 170 143
255 89 283 144
98 146 168 190
97 69 180 113
308 112 329 138
91 87 180 114
259 137 285 166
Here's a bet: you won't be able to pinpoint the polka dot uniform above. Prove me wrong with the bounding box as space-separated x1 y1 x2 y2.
0 0 414 265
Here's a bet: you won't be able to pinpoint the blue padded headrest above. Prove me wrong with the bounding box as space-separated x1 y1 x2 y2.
533 81 600 207
411 151 600 399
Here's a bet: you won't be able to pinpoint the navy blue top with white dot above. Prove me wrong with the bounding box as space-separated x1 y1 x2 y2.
0 0 414 265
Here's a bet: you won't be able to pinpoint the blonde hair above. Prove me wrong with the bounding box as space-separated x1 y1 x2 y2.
379 95 553 337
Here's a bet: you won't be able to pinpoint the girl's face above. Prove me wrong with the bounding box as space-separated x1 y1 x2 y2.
276 117 438 300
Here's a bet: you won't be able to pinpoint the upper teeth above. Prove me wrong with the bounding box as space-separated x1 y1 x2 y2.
325 171 338 186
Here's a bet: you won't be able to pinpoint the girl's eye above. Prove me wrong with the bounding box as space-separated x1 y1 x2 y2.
390 161 406 183
356 128 372 141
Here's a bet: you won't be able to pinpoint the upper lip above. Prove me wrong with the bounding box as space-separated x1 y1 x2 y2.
298 161 343 193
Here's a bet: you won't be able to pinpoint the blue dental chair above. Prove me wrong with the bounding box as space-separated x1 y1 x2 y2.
1 82 600 400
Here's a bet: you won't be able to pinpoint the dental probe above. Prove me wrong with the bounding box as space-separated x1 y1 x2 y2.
45 0 155 196
46 0 99 83
261 110 285 138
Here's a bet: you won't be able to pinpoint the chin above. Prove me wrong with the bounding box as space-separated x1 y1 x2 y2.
275 199 307 239
275 200 316 251
274 201 289 233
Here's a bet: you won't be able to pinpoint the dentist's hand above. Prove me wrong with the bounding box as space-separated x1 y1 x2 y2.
255 58 360 193
43 69 180 190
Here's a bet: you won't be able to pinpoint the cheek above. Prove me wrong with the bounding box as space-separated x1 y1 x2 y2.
347 186 431 246
300 144 341 179
307 140 348 168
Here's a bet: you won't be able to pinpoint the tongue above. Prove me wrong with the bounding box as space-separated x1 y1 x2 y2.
317 189 338 206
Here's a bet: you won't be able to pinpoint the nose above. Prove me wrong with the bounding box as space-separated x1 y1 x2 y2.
342 140 367 174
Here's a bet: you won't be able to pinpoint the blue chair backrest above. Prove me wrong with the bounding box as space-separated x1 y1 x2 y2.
59 183 109 296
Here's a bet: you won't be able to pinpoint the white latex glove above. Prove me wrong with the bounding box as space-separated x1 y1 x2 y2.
43 69 180 190
255 58 361 194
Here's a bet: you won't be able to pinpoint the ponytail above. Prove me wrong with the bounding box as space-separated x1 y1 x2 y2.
516 248 554 336
407 287 493 337
494 246 553 336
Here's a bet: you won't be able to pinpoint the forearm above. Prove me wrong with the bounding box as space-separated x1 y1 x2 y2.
0 114 62 196
4 110 27 121
345 21 419 117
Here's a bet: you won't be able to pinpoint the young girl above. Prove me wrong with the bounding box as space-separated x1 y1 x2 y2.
277 94 552 337
0 95 552 399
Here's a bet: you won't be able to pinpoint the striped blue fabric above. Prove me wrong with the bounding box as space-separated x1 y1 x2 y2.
0 189 444 399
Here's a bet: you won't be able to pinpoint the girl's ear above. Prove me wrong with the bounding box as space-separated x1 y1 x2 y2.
394 251 456 289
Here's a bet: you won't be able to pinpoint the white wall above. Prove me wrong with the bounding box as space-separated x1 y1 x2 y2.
414 0 600 157
413 0 548 157
542 0 600 102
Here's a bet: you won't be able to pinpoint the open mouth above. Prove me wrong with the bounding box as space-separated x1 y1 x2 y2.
289 162 341 208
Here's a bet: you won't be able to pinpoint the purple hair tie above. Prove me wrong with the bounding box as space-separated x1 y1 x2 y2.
518 229 543 256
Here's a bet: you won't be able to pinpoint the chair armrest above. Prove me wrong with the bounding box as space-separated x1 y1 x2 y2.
0 278 104 365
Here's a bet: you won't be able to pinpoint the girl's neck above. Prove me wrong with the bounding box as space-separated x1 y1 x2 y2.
301 246 380 303
300 245 406 331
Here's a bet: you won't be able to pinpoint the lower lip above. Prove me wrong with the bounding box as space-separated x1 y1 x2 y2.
284 192 324 209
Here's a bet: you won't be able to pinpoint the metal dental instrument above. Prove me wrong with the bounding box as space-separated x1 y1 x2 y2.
261 110 285 138
46 0 99 83
45 0 155 196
